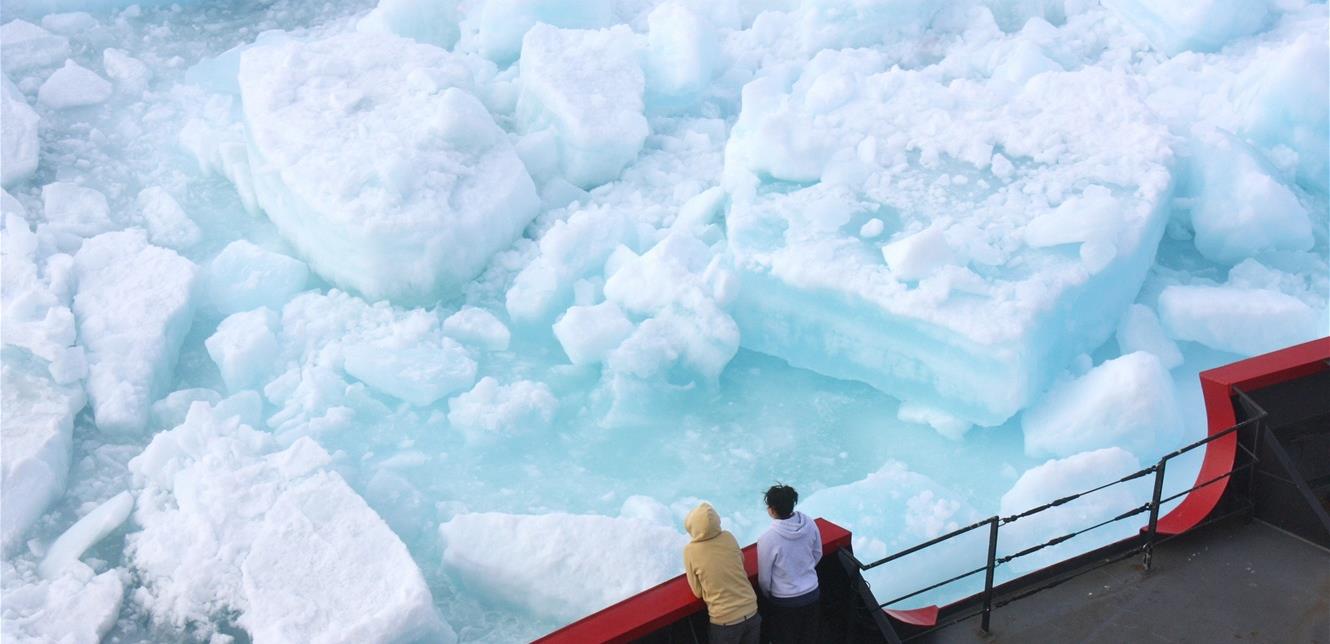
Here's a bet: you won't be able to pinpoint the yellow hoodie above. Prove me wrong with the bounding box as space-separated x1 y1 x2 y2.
683 502 758 625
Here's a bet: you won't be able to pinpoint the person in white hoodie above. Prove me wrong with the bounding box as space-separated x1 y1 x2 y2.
756 484 822 643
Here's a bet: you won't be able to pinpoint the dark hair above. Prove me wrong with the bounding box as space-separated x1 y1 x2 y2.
764 484 798 519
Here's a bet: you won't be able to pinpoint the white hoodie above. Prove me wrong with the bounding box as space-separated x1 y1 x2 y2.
756 511 822 598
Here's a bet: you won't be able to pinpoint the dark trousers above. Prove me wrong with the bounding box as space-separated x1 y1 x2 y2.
764 600 819 644
710 612 761 644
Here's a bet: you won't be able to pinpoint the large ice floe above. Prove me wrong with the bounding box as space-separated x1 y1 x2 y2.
0 0 1327 642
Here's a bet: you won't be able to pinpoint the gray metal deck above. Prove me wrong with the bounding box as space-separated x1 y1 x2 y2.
927 519 1330 644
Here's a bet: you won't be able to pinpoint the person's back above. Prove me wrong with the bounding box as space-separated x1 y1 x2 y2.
757 485 822 644
683 502 760 644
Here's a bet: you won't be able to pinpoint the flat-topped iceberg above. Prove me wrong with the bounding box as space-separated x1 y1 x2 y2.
237 32 539 304
724 60 1174 426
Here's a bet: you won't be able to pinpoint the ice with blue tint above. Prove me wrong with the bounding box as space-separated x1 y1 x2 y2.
0 0 1327 642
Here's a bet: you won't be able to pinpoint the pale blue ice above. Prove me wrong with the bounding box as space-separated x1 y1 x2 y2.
0 0 1327 642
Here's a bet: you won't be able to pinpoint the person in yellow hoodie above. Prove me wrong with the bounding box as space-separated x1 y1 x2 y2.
684 502 761 643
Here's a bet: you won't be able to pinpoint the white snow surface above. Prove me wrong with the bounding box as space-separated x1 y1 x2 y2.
1 76 40 187
73 230 198 434
128 401 452 643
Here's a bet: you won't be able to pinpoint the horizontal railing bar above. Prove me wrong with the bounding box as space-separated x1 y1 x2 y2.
861 517 996 570
1158 462 1255 505
1001 466 1156 526
879 564 990 607
998 503 1150 565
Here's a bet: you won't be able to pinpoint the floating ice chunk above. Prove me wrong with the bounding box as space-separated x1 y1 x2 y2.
206 308 281 393
1115 304 1182 370
102 48 151 94
442 306 510 351
1188 135 1312 264
859 218 884 238
897 402 972 441
1024 185 1122 249
38 491 133 579
600 232 740 388
344 337 477 406
74 230 198 433
128 404 450 642
150 387 221 429
882 225 957 282
357 0 460 48
241 472 455 644
439 511 686 621
1 76 39 188
1102 0 1270 56
37 60 112 109
1000 447 1148 573
644 2 719 109
725 63 1173 426
238 33 538 303
506 206 636 322
0 354 83 554
41 181 113 241
475 0 614 64
40 12 97 35
1022 352 1183 460
137 187 201 250
517 24 648 189
0 562 125 644
1235 34 1329 194
1158 283 1322 357
0 20 70 72
553 302 635 365
447 377 557 440
206 240 308 315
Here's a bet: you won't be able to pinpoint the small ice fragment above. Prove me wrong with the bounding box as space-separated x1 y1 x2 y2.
37 60 112 109
447 377 557 441
38 492 133 579
1 76 40 187
205 308 281 393
897 402 972 441
42 182 113 239
882 225 956 281
344 338 477 407
553 302 635 365
206 240 308 315
137 187 201 250
442 307 511 351
0 20 70 72
102 49 151 94
859 218 884 239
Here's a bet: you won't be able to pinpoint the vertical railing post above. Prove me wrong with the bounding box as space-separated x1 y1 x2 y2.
1246 415 1264 521
980 516 999 633
1143 460 1167 571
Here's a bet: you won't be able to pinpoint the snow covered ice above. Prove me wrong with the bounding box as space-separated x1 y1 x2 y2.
0 0 1326 641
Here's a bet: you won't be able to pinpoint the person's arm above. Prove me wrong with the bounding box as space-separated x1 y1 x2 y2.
757 537 774 596
811 528 823 565
684 549 702 598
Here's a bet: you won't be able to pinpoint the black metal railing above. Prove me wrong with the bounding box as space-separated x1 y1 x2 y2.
842 389 1269 642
